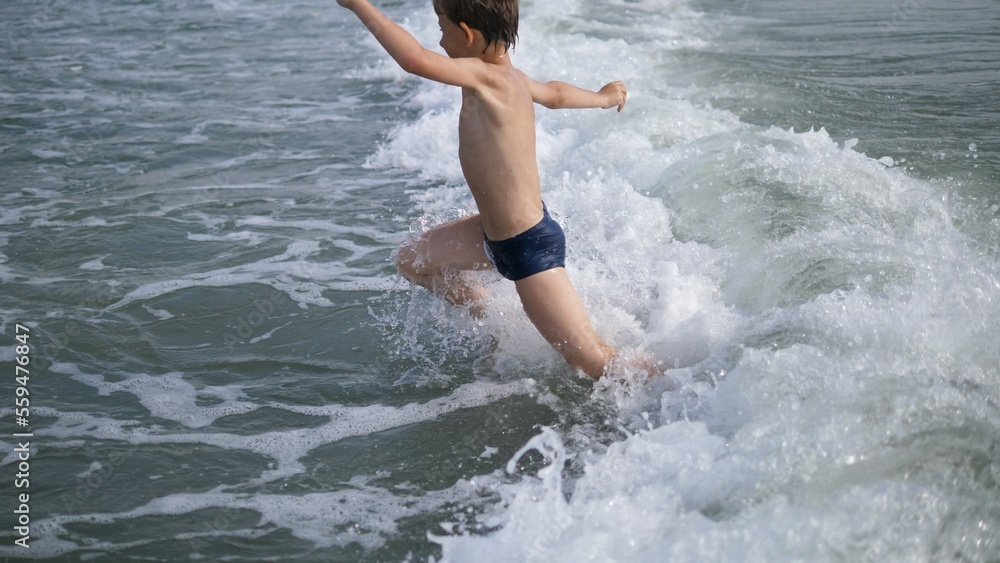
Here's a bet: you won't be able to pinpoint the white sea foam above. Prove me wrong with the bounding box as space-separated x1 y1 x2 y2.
186 231 266 246
248 321 291 344
233 215 397 242
79 255 109 271
52 362 259 429
30 149 69 160
31 217 126 228
34 378 536 481
17 476 496 559
106 240 333 310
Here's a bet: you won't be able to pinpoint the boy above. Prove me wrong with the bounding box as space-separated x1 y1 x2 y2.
338 0 629 379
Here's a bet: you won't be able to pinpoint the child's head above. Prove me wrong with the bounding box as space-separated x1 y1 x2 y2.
433 0 518 53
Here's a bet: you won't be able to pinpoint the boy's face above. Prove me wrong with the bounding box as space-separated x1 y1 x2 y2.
436 12 469 58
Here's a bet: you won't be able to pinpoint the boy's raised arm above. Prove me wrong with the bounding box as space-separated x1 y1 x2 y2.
526 76 628 112
338 0 488 89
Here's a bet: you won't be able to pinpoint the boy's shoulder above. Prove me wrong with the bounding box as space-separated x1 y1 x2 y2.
468 60 533 94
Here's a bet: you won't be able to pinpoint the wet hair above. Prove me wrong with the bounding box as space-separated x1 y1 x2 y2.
433 0 519 53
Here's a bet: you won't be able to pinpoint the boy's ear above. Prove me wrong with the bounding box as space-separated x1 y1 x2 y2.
458 21 476 47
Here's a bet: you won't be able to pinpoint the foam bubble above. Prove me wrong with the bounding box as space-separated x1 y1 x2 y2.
141 304 175 320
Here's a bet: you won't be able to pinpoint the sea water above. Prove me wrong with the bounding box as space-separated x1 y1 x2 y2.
0 0 998 560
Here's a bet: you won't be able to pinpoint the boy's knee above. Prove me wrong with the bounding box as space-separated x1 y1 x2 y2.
394 241 429 283
393 245 417 281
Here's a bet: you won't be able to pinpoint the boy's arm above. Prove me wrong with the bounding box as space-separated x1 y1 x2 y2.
526 77 628 112
338 0 488 89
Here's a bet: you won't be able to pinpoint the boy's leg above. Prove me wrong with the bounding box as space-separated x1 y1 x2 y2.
395 214 493 310
514 267 615 379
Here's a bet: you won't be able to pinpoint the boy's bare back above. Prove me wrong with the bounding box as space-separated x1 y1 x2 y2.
339 0 624 239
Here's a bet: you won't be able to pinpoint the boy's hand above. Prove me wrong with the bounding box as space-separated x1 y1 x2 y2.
599 81 628 112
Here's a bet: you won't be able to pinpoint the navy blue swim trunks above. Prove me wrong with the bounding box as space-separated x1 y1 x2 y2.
484 204 566 282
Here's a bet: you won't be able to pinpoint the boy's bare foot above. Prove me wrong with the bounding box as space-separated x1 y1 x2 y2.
603 350 662 386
